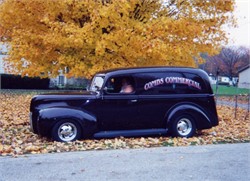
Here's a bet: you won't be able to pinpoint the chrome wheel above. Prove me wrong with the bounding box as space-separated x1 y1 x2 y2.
176 118 193 136
58 122 77 142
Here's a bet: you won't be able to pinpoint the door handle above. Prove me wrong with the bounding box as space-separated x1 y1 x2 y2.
130 99 138 103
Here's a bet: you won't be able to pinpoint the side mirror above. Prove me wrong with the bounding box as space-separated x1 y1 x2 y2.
94 85 101 91
103 87 108 93
86 84 90 91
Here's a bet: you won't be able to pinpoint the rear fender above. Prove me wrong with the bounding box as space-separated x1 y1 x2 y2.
166 104 211 130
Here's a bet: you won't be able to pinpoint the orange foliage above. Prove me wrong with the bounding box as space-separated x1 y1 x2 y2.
0 0 235 77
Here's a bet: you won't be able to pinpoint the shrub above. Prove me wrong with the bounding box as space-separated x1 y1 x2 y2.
0 74 50 89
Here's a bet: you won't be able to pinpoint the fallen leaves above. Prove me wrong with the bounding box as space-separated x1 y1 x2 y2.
0 91 249 157
217 95 249 105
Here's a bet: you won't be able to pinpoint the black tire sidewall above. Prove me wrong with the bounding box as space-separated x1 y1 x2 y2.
51 120 82 142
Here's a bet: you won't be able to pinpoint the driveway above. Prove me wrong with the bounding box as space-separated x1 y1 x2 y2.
0 143 249 181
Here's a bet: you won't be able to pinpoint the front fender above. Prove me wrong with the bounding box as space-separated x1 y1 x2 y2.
166 103 211 130
37 107 97 137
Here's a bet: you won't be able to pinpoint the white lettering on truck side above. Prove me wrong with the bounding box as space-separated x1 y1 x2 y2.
144 78 164 90
144 77 201 90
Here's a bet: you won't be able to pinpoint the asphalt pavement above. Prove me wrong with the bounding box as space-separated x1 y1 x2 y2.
0 143 249 181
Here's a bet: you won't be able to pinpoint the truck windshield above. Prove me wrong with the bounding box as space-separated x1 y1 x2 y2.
90 75 105 92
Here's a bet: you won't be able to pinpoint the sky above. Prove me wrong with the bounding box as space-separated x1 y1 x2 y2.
225 0 250 47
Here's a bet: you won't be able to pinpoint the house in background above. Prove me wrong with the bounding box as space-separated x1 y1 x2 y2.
0 45 7 74
1 45 87 89
208 74 217 85
49 69 67 87
49 68 89 89
0 54 6 74
238 65 250 89
208 73 238 86
217 76 238 86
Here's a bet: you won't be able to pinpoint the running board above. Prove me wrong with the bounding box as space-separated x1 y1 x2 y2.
93 129 168 139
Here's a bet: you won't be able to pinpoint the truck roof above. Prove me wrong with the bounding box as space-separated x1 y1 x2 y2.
96 66 207 77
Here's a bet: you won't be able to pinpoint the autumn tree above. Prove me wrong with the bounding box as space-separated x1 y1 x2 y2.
201 46 250 79
0 0 235 77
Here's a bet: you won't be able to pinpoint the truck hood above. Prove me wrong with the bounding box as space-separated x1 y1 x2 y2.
32 91 97 100
30 91 98 111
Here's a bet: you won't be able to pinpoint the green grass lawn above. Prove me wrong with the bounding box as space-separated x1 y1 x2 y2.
212 85 250 95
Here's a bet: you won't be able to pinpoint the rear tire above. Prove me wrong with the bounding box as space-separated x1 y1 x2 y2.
170 114 196 138
51 120 82 142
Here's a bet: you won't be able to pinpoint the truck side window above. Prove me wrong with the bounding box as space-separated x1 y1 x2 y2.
105 76 135 94
120 78 134 93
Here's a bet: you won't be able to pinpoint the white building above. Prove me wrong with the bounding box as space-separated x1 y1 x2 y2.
0 54 5 74
208 74 217 85
215 75 238 86
0 44 7 74
238 65 250 89
49 69 68 87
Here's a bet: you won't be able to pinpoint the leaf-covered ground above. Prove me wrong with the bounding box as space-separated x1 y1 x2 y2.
0 91 249 157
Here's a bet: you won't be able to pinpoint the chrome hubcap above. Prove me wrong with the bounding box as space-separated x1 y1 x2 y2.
177 118 192 136
58 123 77 142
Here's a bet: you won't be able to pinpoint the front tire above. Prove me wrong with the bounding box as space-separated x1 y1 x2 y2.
51 120 82 142
171 114 196 138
